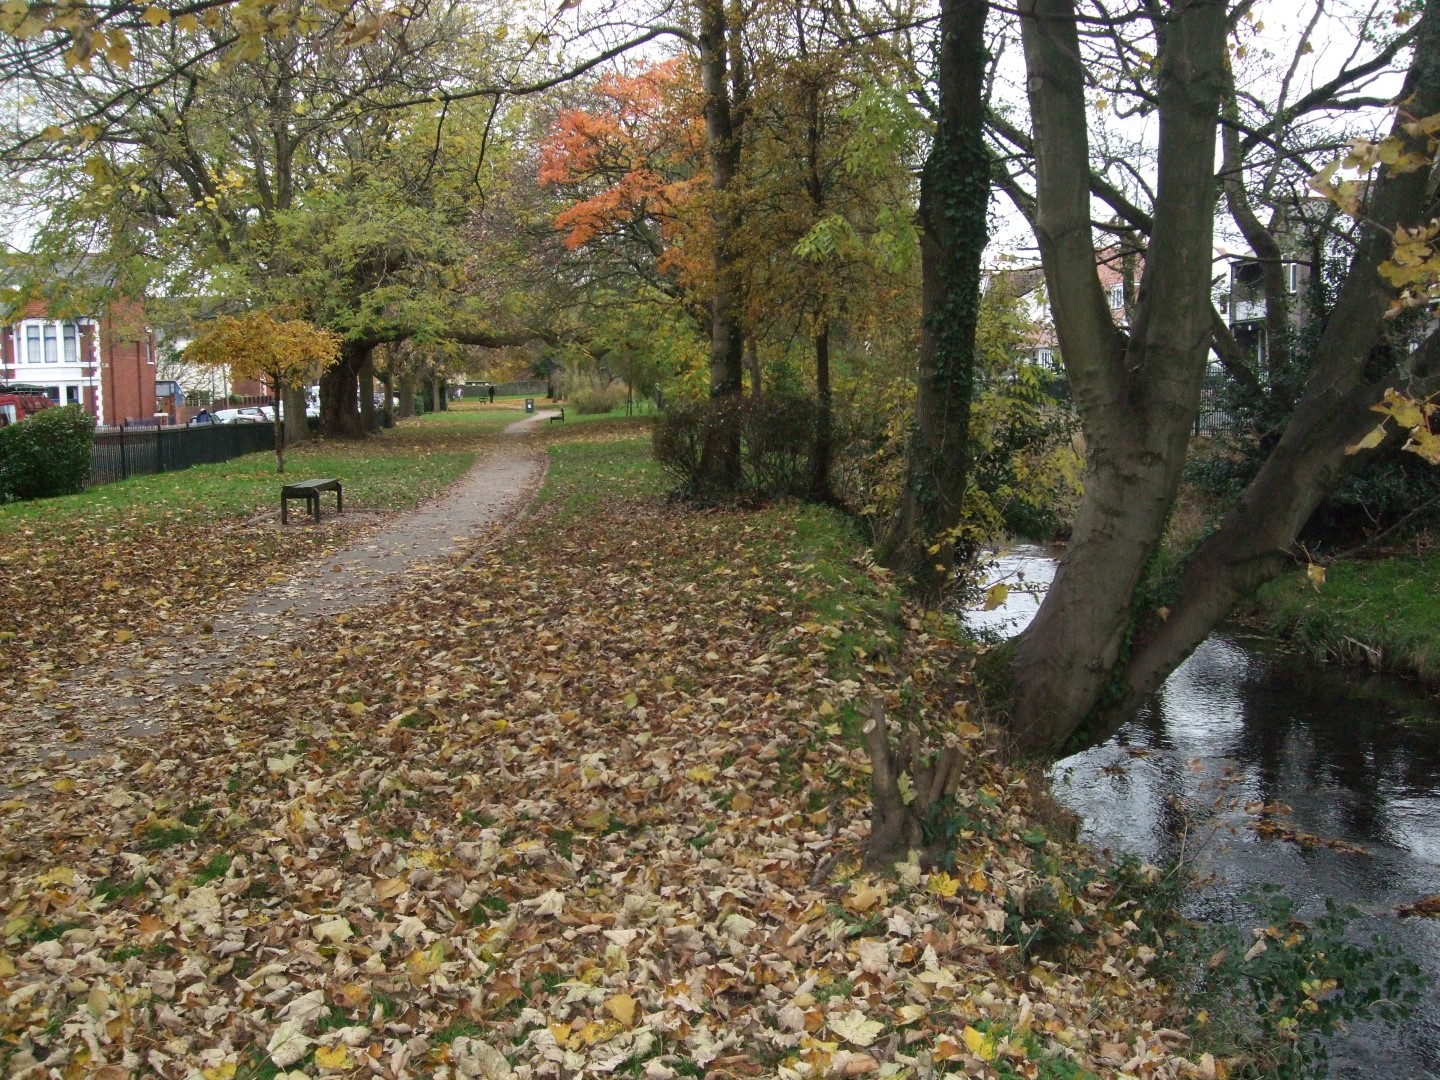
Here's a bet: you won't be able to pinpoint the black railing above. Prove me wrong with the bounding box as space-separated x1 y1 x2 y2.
91 423 273 486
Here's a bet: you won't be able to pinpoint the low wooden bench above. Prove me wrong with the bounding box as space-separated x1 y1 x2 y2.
548 406 566 423
281 478 342 524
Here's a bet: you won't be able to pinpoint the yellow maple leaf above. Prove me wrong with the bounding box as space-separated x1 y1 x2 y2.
927 872 960 898
963 1024 998 1061
200 1062 238 1080
604 992 637 1026
314 1044 351 1069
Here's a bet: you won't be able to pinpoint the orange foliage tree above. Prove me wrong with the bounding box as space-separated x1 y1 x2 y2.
538 57 709 310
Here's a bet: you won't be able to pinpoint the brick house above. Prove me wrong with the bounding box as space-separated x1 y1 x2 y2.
0 298 158 427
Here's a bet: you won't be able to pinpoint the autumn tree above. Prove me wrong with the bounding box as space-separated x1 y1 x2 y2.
185 310 341 471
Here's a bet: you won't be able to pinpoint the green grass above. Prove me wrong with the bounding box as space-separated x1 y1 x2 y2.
537 433 667 519
0 424 491 537
1254 554 1440 681
558 401 659 425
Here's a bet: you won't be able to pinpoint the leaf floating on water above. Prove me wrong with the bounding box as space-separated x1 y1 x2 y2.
1397 895 1440 918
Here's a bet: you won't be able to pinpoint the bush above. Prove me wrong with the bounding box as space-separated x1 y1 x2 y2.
571 386 623 415
0 405 95 501
652 393 822 500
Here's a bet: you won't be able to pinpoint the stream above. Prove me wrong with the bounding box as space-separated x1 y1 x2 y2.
966 546 1440 1078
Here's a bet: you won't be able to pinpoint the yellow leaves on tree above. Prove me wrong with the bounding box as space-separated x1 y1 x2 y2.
1346 387 1440 465
186 310 341 390
185 311 341 473
1309 109 1440 316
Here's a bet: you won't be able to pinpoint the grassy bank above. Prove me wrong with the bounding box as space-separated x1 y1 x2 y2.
1252 550 1440 682
0 429 1216 1079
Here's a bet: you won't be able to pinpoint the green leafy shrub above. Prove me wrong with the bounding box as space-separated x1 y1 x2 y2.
570 386 623 415
0 405 95 501
652 394 822 500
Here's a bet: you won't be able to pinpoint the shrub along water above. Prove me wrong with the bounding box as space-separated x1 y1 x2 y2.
0 405 95 501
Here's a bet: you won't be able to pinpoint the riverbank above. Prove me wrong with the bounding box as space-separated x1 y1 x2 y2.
1249 540 1440 685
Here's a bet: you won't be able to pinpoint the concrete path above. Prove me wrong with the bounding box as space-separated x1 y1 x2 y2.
0 413 555 781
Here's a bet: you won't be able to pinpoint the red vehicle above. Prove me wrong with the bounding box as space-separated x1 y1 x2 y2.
0 386 55 428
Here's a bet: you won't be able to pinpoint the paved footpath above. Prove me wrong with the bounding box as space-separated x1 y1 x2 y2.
0 413 554 782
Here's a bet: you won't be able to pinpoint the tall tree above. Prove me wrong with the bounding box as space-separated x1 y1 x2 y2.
879 0 992 592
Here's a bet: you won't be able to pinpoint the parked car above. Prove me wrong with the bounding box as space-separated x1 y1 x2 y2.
212 406 273 424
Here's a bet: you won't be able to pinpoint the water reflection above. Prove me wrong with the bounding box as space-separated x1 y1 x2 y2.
964 548 1440 1078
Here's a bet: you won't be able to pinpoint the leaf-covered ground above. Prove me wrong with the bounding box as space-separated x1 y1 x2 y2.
0 431 1211 1079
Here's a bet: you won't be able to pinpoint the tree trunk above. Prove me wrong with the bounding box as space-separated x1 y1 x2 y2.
1219 74 1293 384
745 338 761 395
360 349 376 434
879 0 991 598
381 370 395 428
697 0 746 487
398 371 417 418
1006 0 1228 755
809 323 832 499
320 341 367 439
270 377 285 474
439 379 449 411
282 383 309 448
430 376 442 413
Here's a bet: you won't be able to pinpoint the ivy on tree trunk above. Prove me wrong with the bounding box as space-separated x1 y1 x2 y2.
880 0 991 599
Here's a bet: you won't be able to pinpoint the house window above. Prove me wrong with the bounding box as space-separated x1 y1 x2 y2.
23 323 40 364
42 323 58 363
1037 347 1055 367
62 322 79 363
1108 282 1125 310
1287 263 1300 294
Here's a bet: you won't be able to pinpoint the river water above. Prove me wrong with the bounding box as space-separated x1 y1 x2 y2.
966 546 1440 1078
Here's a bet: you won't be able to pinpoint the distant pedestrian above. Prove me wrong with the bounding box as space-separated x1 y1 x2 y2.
488 385 495 403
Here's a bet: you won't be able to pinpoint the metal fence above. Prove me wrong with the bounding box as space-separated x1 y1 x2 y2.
91 422 274 486
1195 380 1242 436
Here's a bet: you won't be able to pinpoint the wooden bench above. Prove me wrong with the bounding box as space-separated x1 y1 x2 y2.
548 406 566 423
281 478 342 524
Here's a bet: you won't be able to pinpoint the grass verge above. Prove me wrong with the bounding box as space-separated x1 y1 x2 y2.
1252 552 1440 682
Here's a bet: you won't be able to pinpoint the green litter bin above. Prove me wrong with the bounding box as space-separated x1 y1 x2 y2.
525 398 534 413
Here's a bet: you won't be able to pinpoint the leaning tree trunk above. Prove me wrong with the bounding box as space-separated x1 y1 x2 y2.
320 340 367 438
1005 0 1228 755
879 0 991 599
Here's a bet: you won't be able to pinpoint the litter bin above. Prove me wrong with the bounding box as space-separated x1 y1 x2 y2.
524 398 534 413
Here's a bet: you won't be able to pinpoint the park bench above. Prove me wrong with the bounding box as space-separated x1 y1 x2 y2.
549 406 566 423
281 478 342 525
